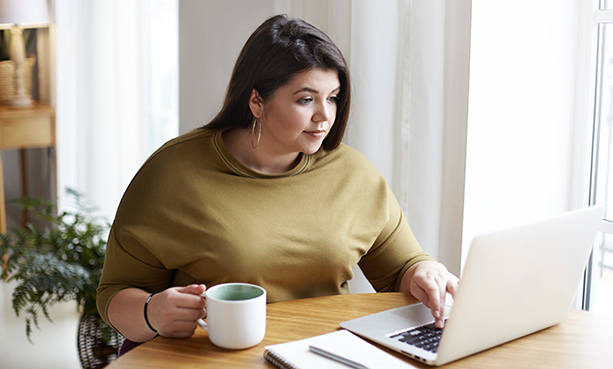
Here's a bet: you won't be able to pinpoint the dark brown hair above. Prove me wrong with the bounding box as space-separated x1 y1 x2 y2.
204 14 351 151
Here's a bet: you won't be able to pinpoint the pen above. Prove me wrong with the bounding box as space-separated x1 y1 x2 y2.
308 345 370 369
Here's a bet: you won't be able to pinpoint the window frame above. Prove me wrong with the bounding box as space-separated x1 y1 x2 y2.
581 3 613 310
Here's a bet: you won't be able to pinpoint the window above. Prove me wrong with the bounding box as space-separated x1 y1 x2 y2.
584 1 613 317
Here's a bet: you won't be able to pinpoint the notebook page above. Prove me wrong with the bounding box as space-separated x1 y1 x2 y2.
264 330 417 369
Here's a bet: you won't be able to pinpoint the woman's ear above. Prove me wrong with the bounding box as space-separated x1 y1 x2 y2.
248 89 263 118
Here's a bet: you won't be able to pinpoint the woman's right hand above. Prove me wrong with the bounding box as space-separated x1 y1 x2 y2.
146 284 207 338
107 284 207 342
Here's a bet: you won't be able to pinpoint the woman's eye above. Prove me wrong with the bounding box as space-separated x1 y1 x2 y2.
327 95 338 103
298 97 313 105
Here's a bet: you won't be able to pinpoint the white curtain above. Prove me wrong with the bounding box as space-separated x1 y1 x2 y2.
54 0 178 221
331 0 469 288
341 1 447 260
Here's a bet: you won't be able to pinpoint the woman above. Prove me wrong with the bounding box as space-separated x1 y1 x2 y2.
97 14 458 344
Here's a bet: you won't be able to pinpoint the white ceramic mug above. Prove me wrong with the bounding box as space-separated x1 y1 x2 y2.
197 283 266 349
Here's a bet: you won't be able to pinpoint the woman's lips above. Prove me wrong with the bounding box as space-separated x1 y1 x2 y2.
304 129 326 138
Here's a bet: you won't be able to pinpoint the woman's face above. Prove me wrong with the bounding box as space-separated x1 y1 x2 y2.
256 68 340 156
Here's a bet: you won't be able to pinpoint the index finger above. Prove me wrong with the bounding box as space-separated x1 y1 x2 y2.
177 284 207 296
174 284 207 308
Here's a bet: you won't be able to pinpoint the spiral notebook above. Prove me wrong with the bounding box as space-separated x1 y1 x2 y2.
263 329 417 369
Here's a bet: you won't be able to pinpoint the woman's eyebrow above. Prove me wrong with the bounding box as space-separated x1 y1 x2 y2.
292 86 341 95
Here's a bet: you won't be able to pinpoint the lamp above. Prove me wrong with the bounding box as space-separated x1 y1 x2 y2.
0 0 49 107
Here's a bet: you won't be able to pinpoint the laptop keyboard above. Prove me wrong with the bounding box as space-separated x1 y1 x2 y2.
389 322 445 353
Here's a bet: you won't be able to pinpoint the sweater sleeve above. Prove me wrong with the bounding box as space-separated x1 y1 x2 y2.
357 188 435 292
96 226 175 327
96 132 206 326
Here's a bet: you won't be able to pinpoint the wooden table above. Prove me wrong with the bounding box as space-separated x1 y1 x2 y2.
107 293 613 369
0 102 56 233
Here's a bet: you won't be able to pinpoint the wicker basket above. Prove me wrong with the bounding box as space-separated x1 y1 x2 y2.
0 55 36 104
77 313 125 369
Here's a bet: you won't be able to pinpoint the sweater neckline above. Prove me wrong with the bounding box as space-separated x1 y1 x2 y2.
212 130 311 179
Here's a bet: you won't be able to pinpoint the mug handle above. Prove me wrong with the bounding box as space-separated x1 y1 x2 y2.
197 291 208 330
196 319 209 331
197 318 208 331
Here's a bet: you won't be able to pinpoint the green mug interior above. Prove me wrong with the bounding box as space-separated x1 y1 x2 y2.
207 284 264 301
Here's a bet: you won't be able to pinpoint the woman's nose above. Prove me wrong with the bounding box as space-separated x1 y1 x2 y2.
313 100 333 122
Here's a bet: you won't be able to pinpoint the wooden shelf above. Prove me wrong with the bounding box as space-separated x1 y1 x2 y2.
0 102 56 233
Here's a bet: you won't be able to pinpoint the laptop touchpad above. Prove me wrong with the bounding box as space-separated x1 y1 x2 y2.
390 303 435 326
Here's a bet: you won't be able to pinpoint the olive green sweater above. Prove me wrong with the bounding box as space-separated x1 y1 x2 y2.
96 128 433 325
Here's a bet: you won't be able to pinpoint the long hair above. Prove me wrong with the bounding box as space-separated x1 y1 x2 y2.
204 14 351 151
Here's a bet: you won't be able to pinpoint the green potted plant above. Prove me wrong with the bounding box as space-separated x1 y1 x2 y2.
0 188 124 369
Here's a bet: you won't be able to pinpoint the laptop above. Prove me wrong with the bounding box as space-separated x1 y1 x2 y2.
340 206 604 366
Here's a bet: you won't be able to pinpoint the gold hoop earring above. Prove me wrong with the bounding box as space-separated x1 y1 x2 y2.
251 117 261 149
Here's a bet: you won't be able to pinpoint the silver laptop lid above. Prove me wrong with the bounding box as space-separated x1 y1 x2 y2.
436 206 604 365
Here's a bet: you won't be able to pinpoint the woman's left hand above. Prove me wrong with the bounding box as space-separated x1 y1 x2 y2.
401 261 459 329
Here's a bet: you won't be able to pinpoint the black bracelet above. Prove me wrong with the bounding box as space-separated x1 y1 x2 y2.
144 293 158 333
